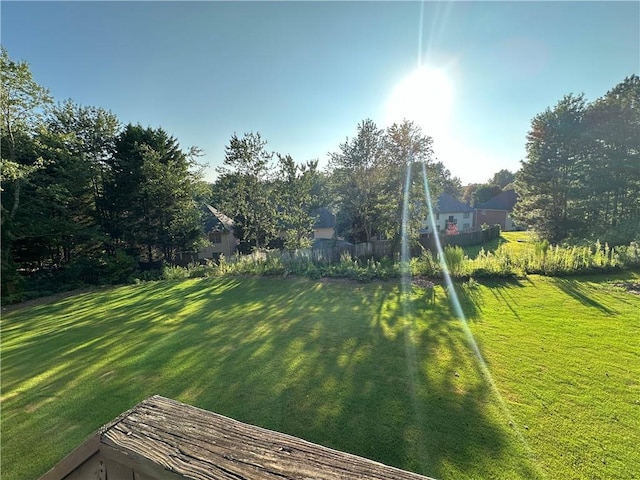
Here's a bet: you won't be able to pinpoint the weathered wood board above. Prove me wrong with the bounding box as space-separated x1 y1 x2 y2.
40 395 436 480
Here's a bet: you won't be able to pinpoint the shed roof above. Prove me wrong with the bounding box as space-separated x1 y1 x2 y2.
475 189 518 211
41 395 436 480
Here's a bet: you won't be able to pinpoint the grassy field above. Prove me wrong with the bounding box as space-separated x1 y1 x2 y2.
2 270 639 479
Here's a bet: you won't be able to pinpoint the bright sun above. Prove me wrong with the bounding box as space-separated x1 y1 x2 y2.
385 66 453 137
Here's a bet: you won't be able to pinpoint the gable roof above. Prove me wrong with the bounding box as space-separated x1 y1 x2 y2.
437 193 474 213
203 204 234 232
312 207 336 229
475 189 518 211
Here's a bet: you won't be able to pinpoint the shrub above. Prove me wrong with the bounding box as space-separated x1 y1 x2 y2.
162 265 189 280
442 246 467 278
411 249 441 277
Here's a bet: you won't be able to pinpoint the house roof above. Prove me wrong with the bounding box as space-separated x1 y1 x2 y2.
436 193 474 213
312 207 336 229
475 189 518 211
203 204 234 232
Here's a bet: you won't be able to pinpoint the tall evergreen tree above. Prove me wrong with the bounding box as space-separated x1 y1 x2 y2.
514 94 586 242
580 75 640 243
105 124 203 262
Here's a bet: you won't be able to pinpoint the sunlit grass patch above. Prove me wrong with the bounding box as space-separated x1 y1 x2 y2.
2 273 639 479
464 272 640 479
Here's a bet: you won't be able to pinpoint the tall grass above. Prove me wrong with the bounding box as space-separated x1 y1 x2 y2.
158 250 401 282
156 240 640 283
469 240 639 278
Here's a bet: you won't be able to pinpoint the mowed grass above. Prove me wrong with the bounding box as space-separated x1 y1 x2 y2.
2 273 639 480
463 230 536 259
460 272 640 479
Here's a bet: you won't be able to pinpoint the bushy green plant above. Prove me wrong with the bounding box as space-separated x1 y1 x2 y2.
411 249 441 277
442 245 467 278
102 250 139 284
135 269 163 282
162 265 189 280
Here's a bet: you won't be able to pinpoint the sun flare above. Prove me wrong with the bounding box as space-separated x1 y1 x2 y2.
385 66 453 137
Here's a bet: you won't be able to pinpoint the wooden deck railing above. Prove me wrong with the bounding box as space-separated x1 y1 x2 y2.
41 395 436 480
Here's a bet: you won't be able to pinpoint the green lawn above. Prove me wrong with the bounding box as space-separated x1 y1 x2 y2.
2 273 639 479
463 230 535 258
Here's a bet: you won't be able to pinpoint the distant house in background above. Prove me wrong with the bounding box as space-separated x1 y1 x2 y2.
198 204 239 260
474 189 519 231
312 207 336 239
421 193 475 234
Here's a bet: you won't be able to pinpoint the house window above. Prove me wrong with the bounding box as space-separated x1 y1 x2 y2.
481 209 486 215
435 213 440 220
209 232 222 244
463 223 470 230
448 215 456 224
463 211 470 219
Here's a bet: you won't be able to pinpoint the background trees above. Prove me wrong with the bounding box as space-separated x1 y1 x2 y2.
1 46 53 292
1 48 205 297
275 155 325 250
328 119 386 244
105 124 204 262
214 132 278 252
327 119 441 249
514 76 639 244
3 44 637 301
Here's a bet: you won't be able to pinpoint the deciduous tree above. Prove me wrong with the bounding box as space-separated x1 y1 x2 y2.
216 132 277 251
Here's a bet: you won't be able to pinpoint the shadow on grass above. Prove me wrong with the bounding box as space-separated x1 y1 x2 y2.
454 278 527 322
1 277 539 480
550 278 617 315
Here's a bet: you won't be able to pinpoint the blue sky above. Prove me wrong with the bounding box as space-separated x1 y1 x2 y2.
2 1 638 184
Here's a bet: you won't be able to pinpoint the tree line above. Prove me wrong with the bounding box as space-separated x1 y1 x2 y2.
212 119 461 253
3 44 636 300
1 47 457 298
1 47 208 295
514 75 640 244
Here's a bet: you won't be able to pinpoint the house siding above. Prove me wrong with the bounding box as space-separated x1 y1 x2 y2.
423 211 474 233
313 227 335 240
474 209 516 231
198 232 238 259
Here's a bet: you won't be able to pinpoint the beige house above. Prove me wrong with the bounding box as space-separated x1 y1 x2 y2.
198 204 239 260
312 207 336 239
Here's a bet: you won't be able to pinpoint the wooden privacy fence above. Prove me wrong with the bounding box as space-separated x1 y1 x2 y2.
41 395 436 480
210 227 502 267
420 225 501 251
275 240 394 263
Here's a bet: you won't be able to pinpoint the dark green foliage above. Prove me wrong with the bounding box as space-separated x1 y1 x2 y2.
487 169 515 188
1 48 205 302
514 76 640 244
473 184 502 206
275 155 324 250
328 119 438 249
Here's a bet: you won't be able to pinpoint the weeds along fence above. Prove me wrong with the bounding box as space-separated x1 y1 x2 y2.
274 241 395 264
160 238 640 282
